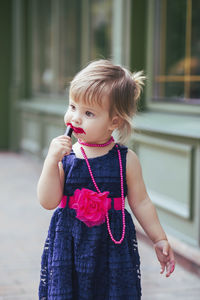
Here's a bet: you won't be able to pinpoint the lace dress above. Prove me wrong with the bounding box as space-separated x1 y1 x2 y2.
39 144 141 300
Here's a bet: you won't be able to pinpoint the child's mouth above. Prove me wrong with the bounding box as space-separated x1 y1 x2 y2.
66 123 86 134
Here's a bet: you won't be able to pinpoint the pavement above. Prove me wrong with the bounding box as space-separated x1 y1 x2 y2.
0 152 200 300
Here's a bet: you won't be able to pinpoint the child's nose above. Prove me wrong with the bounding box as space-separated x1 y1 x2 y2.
72 111 82 125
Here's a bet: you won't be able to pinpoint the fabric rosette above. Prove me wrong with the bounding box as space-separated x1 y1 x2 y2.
70 188 111 227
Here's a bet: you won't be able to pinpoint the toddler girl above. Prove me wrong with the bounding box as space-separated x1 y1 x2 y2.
38 60 175 300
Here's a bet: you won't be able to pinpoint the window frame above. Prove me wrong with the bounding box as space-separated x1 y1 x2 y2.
146 0 200 115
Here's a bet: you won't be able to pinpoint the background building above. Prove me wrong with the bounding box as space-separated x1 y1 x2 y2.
1 0 200 256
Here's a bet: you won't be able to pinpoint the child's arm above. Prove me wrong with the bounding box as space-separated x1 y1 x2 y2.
126 149 175 277
37 135 72 210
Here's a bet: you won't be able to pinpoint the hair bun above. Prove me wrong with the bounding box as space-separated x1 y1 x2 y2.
131 71 146 100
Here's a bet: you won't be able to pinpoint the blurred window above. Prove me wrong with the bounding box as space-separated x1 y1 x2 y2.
58 0 81 94
32 0 81 95
89 0 112 60
32 0 53 94
153 0 200 104
31 0 113 96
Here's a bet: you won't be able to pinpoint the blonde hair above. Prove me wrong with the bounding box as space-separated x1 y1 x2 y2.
69 60 145 144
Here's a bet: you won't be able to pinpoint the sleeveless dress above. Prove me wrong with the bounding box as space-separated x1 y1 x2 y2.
39 144 141 300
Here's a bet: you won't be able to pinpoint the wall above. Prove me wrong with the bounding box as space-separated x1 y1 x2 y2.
0 1 12 149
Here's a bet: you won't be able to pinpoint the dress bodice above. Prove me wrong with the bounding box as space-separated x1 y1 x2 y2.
62 144 128 198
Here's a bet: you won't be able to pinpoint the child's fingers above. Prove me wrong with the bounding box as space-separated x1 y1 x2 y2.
55 135 69 139
60 141 72 147
166 261 171 277
170 259 175 273
57 136 71 141
50 136 71 147
160 262 165 274
170 260 175 273
166 260 175 277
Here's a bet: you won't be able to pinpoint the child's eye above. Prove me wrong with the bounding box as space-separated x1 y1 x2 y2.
70 104 76 111
85 111 94 117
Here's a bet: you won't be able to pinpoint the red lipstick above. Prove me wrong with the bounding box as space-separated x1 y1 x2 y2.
66 123 86 134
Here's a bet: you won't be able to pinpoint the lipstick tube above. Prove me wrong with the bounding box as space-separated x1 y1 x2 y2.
64 125 73 137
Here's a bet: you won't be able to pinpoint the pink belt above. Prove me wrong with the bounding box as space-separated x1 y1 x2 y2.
59 195 122 210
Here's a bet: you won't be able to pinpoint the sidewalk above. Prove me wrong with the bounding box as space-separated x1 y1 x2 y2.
0 152 200 300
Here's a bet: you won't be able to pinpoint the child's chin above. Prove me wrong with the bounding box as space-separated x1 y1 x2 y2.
73 132 84 139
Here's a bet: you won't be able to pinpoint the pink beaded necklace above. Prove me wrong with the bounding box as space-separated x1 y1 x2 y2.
78 136 114 147
78 136 125 244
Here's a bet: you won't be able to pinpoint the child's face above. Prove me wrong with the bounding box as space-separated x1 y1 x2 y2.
64 97 118 144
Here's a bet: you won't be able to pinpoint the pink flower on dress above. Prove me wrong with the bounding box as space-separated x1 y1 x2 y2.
70 188 111 227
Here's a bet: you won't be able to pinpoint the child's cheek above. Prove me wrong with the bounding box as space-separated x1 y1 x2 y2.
64 112 70 124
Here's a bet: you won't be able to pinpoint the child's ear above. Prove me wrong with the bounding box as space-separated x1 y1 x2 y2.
109 115 122 131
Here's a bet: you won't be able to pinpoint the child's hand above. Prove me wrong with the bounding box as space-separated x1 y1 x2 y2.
47 135 72 162
154 239 175 277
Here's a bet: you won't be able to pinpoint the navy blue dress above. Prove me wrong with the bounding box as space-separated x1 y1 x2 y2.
39 144 141 299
